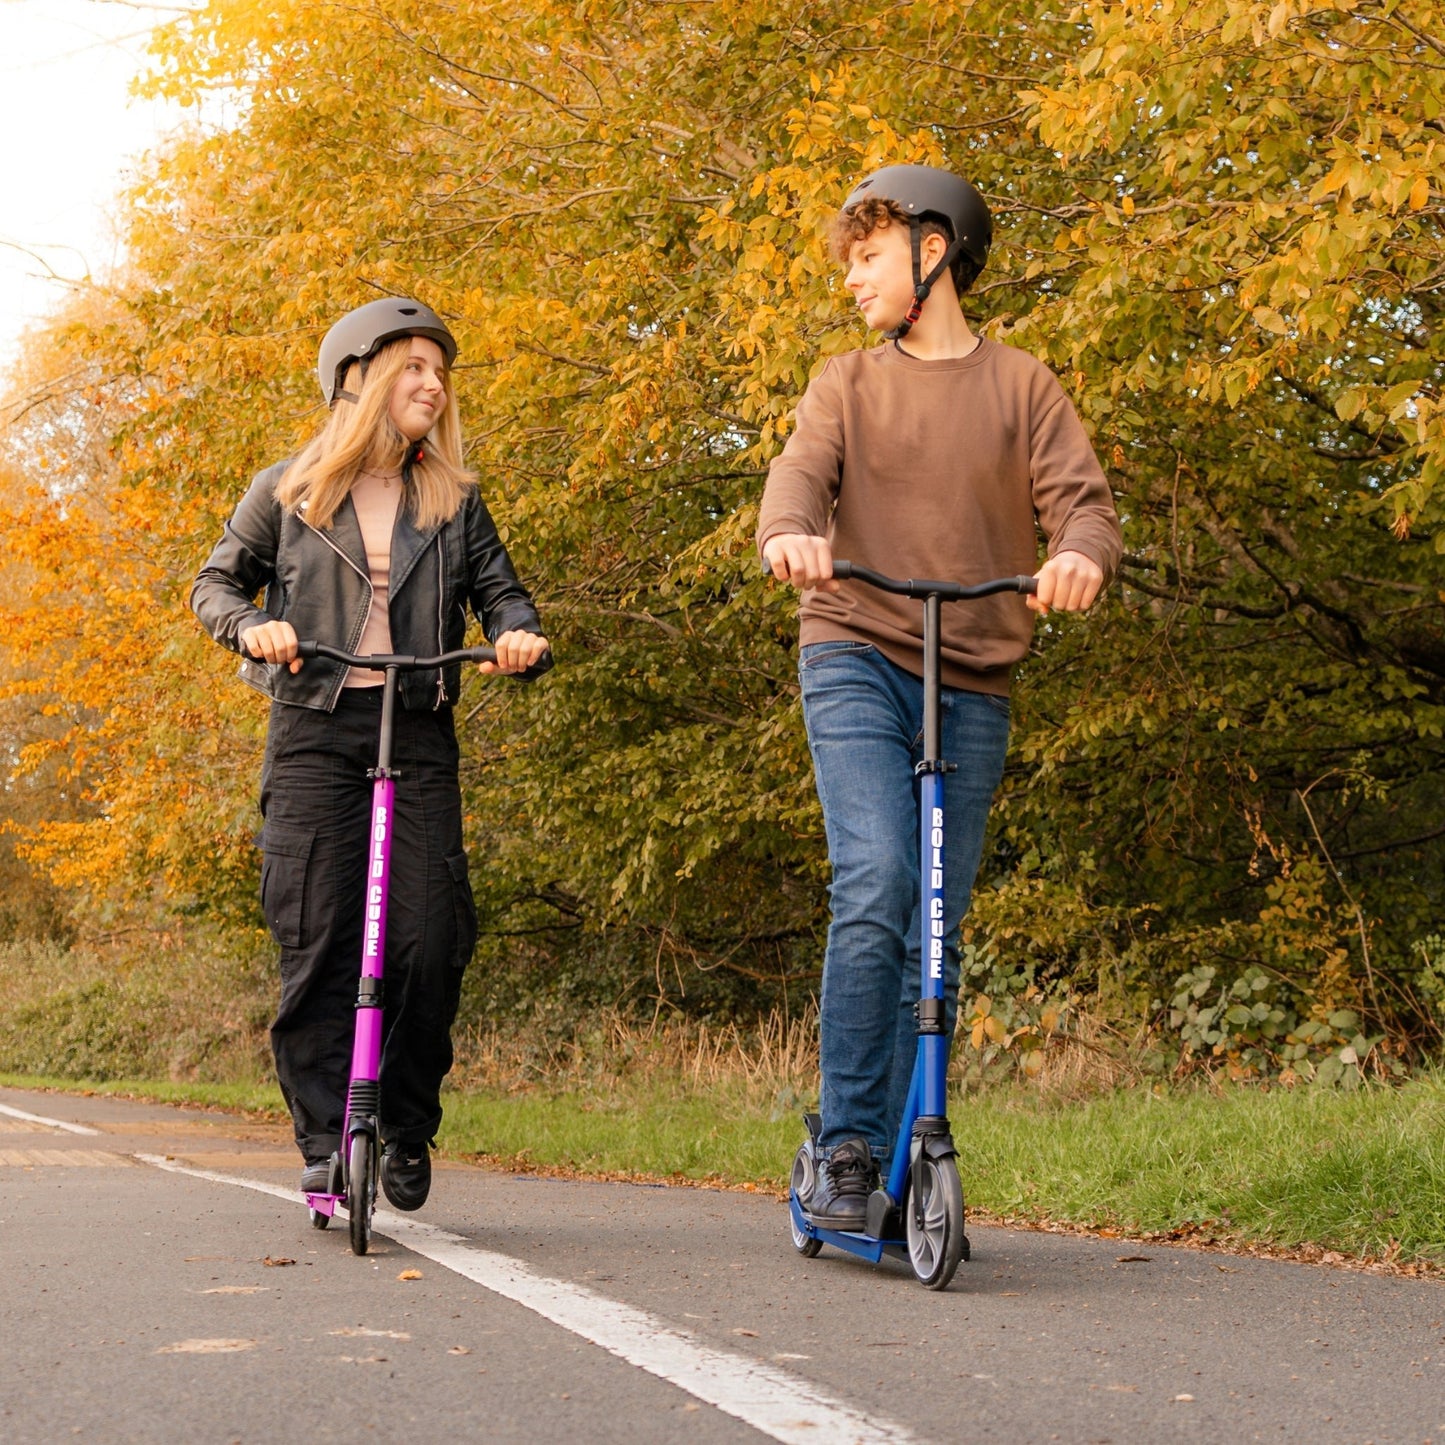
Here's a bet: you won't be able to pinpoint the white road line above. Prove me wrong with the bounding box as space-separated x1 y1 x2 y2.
136 1152 917 1445
0 1102 100 1135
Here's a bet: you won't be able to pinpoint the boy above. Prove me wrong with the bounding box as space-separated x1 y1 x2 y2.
758 165 1121 1229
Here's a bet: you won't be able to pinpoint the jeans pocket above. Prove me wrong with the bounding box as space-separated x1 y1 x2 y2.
982 692 1011 718
259 822 316 949
799 640 875 671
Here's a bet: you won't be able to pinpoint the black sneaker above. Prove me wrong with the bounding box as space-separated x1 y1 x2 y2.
804 1137 873 1230
380 1141 432 1211
300 1161 331 1195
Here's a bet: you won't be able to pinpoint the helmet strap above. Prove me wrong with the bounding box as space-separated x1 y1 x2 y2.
886 222 966 341
330 355 371 408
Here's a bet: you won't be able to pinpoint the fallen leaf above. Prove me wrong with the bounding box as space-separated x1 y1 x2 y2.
448 1346 472 1356
1174 1393 1195 1402
262 1256 296 1268
732 1328 758 1337
1116 1255 1151 1263
398 1268 423 1281
201 1286 263 1295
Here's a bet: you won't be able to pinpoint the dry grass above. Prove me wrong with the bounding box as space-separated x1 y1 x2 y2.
1015 1012 1141 1096
452 1001 1141 1106
452 1005 821 1101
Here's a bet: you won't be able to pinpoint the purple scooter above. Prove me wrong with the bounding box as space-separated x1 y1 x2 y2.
292 640 496 1255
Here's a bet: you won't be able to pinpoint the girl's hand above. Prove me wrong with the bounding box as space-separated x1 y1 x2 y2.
240 619 303 673
482 630 550 675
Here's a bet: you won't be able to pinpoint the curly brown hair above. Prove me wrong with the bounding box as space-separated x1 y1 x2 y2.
828 196 980 297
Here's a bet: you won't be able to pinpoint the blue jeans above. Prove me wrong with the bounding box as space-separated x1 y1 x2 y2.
800 642 1010 1161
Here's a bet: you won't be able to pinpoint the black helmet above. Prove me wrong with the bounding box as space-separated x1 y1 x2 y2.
842 165 992 338
843 165 992 269
317 297 458 406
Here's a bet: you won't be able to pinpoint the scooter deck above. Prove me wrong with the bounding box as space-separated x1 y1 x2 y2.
788 1191 909 1263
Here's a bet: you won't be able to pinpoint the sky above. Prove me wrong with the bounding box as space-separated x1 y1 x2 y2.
0 0 194 366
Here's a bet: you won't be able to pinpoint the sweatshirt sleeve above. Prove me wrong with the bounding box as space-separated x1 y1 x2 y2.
189 467 284 654
1028 374 1123 582
756 359 845 551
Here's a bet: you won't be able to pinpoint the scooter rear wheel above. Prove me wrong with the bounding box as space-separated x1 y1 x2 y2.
788 1143 823 1258
347 1131 377 1257
309 1149 344 1230
906 1155 965 1290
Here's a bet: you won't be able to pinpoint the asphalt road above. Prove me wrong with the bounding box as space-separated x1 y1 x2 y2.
2 1084 1442 1444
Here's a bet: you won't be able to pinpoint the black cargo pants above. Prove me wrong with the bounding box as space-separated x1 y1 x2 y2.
258 689 478 1164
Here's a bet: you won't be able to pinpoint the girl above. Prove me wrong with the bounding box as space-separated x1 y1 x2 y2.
192 297 549 1211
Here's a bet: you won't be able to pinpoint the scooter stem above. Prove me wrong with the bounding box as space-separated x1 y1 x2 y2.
347 666 400 1119
921 593 942 765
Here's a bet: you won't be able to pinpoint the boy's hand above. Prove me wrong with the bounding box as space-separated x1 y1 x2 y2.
481 630 550 675
1029 550 1104 615
241 619 303 673
762 534 841 593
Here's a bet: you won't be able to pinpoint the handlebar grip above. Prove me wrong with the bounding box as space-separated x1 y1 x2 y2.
290 641 502 668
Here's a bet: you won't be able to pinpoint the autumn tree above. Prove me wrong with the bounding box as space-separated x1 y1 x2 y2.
0 0 1439 1072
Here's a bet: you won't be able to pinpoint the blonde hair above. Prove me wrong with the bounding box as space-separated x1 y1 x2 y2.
277 336 473 531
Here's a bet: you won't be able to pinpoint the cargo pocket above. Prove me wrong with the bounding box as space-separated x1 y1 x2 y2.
445 851 478 972
259 823 316 949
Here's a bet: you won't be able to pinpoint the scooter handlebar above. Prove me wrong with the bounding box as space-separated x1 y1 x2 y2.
294 641 500 669
762 556 1038 599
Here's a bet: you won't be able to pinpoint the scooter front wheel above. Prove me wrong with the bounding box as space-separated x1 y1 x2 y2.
347 1131 377 1257
788 1143 823 1258
906 1155 965 1290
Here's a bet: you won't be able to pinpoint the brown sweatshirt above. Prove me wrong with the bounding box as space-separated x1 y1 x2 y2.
756 337 1122 693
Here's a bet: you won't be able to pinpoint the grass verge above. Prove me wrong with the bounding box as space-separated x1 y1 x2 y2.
959 1080 1445 1270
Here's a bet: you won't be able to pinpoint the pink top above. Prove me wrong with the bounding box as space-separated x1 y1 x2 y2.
344 468 402 688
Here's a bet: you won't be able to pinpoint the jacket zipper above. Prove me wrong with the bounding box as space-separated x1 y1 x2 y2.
303 517 374 712
434 534 447 709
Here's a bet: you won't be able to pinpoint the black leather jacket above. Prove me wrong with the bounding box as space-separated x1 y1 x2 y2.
191 460 548 711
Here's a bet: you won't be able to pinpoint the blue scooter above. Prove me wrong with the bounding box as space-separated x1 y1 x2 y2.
783 559 1037 1290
